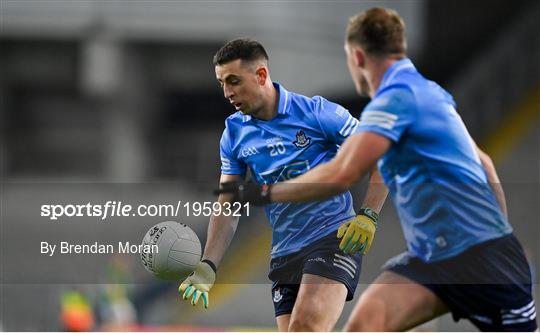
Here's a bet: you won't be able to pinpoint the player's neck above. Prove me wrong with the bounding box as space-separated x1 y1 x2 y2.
366 57 401 98
254 82 279 121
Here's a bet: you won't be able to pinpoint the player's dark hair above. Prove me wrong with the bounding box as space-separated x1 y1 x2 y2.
213 38 269 66
346 7 407 57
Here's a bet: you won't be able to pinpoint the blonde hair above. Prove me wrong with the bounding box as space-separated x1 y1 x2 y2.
346 7 407 57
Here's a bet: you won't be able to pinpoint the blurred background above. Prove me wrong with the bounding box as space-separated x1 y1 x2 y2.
1 0 539 331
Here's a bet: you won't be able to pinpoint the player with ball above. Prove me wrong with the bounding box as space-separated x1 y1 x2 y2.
178 39 388 331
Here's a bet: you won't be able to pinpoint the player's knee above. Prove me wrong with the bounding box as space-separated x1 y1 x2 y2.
344 296 388 331
288 311 327 332
288 319 324 332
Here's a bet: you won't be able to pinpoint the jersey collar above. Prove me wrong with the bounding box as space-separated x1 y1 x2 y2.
274 82 290 115
377 58 415 93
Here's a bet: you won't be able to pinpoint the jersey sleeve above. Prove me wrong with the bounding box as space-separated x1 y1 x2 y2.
220 127 247 175
357 86 416 142
312 96 360 145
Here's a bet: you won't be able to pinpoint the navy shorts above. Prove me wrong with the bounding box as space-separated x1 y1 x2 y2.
268 231 363 317
385 234 537 331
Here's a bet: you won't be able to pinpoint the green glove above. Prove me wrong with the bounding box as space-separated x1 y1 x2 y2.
178 260 216 309
337 208 378 255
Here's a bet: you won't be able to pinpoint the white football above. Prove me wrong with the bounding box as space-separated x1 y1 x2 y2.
140 221 201 281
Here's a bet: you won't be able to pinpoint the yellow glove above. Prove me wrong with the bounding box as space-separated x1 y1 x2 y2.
337 208 378 255
178 260 216 309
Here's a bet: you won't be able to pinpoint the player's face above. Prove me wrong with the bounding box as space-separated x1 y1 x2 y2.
215 59 264 115
345 42 370 97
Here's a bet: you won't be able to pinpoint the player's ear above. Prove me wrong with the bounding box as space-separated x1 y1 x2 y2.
255 67 268 85
354 47 366 68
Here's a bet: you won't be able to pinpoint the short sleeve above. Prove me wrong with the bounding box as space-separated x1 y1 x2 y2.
312 96 360 145
357 86 416 142
220 127 246 175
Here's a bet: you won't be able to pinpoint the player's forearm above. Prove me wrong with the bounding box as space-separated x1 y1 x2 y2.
271 159 358 203
202 214 239 267
491 182 508 218
477 148 508 217
361 166 388 214
271 133 386 203
486 168 508 218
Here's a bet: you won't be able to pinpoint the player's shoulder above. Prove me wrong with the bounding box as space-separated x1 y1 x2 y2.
223 111 251 132
287 90 339 115
224 111 247 124
376 82 415 98
286 90 314 110
221 112 246 142
370 84 416 111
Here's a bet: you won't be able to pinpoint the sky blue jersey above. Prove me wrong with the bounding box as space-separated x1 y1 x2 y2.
357 58 512 262
220 83 357 258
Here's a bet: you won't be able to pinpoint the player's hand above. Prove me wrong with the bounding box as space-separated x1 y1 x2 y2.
337 208 378 255
178 260 217 309
213 181 272 206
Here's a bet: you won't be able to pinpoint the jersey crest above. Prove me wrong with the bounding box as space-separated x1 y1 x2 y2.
293 130 311 148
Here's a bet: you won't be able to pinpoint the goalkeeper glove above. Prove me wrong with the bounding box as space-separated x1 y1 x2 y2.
337 207 378 255
178 259 217 309
213 181 272 206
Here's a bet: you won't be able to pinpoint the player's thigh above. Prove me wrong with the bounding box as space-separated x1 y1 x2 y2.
289 273 348 331
345 271 449 331
276 314 290 332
